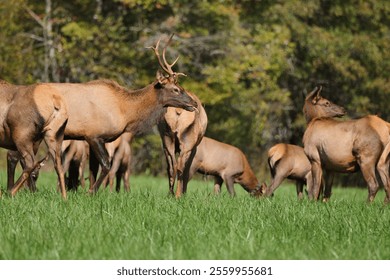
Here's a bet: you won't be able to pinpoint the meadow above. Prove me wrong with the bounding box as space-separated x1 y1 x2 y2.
0 170 389 260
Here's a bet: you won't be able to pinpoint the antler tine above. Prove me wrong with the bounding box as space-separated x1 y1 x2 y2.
162 34 180 75
147 37 170 74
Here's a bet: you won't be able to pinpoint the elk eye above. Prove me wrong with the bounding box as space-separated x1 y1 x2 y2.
325 101 330 106
174 88 180 94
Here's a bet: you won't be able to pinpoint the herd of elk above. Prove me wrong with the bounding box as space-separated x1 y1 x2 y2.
187 137 264 197
2 34 390 205
158 91 207 198
3 34 197 199
303 86 390 203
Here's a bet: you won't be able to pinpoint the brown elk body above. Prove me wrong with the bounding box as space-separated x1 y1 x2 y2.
158 92 207 198
0 81 68 198
62 140 89 190
6 35 197 196
303 86 390 203
103 132 132 192
187 137 263 196
264 143 312 199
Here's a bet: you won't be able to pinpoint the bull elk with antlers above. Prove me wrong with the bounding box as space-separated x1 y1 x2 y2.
303 86 390 203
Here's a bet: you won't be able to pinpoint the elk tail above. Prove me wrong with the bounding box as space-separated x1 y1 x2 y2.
268 145 285 170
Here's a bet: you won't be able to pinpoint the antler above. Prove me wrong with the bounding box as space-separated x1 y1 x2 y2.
148 34 186 79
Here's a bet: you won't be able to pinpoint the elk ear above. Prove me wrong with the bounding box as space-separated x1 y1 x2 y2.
155 70 168 87
306 86 322 104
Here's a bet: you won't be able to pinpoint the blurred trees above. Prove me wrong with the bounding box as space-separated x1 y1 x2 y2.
0 0 389 183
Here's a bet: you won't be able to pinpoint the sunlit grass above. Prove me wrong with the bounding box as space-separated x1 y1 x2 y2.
0 171 389 260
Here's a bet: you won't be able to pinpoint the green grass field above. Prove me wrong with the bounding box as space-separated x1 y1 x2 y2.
0 171 389 260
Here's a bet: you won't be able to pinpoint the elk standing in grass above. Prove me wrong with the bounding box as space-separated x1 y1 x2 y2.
303 86 390 203
103 132 133 192
158 91 207 198
0 81 68 198
263 143 312 199
61 140 89 190
187 136 264 197
7 34 197 197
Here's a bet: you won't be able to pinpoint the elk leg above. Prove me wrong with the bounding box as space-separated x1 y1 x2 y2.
175 147 197 197
224 175 236 197
213 176 223 194
44 129 67 199
162 141 176 195
310 161 323 201
89 147 99 188
177 148 196 196
359 157 380 203
7 150 19 191
88 139 110 194
322 171 334 202
376 142 390 204
67 160 79 191
9 149 35 197
108 153 122 192
265 174 285 197
296 180 304 200
79 153 87 189
123 165 131 192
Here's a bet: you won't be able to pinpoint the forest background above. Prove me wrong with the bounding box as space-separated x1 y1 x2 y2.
0 0 389 186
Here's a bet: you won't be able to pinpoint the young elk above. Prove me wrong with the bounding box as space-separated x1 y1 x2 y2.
61 140 89 190
158 91 207 198
0 81 68 198
263 143 312 199
188 137 263 197
303 86 390 203
103 132 133 192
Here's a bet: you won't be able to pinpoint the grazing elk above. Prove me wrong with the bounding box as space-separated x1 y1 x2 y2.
263 143 312 199
0 81 68 198
61 140 89 190
7 34 197 197
6 149 44 192
303 86 390 203
187 137 264 197
158 91 207 198
103 132 133 192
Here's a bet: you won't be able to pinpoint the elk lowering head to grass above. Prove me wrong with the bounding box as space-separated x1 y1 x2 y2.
0 81 68 198
303 86 390 203
158 91 207 198
187 137 264 197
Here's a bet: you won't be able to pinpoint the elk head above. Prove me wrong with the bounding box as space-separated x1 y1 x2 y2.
303 86 346 123
250 182 267 198
149 34 197 112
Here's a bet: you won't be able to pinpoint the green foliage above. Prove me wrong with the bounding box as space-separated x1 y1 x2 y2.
0 0 389 180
